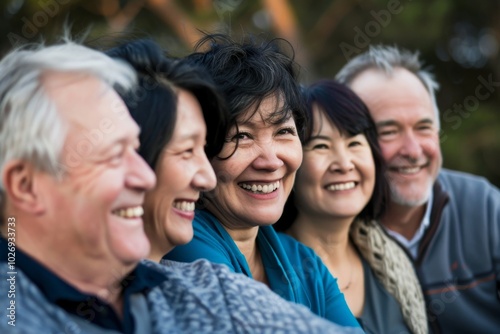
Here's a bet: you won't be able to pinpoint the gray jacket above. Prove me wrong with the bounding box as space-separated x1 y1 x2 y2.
412 169 500 333
0 259 362 334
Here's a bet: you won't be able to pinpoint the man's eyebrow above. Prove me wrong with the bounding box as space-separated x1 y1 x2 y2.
376 118 434 128
98 139 125 154
98 127 141 153
417 118 434 125
375 120 399 128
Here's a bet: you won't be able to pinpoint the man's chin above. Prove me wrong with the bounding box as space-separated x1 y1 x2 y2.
392 195 429 207
390 184 433 207
112 237 151 265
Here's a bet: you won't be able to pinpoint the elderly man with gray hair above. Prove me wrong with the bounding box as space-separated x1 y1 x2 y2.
0 40 361 334
337 46 500 333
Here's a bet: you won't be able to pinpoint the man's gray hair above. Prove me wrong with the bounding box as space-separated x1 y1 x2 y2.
336 45 441 128
0 41 137 208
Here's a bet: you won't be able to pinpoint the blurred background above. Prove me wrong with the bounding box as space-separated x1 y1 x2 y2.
1 0 499 186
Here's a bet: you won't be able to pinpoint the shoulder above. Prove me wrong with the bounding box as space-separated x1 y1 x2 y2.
438 169 499 209
150 259 265 295
276 231 296 245
0 264 80 333
276 232 330 281
150 258 226 275
439 169 497 193
148 258 236 286
191 210 232 243
192 209 219 231
164 211 236 265
146 260 360 333
150 258 279 305
144 259 261 313
277 232 319 261
277 232 314 253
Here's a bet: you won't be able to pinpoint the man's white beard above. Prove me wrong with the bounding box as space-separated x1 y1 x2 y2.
389 178 433 207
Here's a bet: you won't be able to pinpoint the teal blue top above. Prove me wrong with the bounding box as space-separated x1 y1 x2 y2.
165 210 360 328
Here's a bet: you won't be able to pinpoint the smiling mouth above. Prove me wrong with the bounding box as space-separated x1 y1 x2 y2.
112 206 144 219
390 165 426 175
326 181 356 191
239 181 280 194
173 201 195 212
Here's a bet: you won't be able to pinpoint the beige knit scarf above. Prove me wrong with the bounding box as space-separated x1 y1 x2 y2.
350 219 428 334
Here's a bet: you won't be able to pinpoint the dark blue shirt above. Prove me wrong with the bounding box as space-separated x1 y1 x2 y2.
0 236 165 334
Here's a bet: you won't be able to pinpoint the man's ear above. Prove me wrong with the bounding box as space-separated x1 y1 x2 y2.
2 160 45 214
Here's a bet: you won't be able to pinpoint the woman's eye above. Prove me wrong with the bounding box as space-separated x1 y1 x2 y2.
182 148 194 157
277 127 296 136
312 143 329 150
348 141 361 147
231 132 251 141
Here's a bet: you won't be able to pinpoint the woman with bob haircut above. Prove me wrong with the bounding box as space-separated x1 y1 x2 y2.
274 80 428 334
107 39 228 262
165 34 359 328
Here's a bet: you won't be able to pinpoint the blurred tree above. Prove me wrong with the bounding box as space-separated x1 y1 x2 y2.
0 0 498 186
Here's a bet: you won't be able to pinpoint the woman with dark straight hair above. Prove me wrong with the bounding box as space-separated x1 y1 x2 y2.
275 79 428 334
107 39 228 262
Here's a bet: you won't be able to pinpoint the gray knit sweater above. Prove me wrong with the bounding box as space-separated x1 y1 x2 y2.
0 259 362 334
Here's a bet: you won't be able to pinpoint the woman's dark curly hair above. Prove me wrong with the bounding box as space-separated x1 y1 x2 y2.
186 33 307 159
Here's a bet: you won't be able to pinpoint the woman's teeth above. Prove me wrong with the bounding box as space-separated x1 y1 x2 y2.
113 206 144 218
327 182 356 191
173 201 195 212
239 181 280 194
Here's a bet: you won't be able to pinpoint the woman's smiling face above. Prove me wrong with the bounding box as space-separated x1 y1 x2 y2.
205 94 303 230
144 89 216 254
294 106 376 222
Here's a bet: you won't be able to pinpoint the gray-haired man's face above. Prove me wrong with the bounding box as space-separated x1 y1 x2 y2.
38 72 156 266
350 68 442 207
